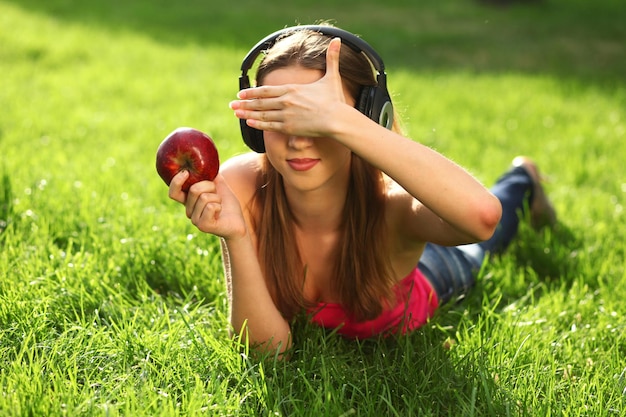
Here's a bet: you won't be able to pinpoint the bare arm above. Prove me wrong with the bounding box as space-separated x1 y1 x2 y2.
168 159 291 353
331 114 502 244
220 231 291 354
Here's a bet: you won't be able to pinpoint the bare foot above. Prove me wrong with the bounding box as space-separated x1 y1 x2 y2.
512 156 557 229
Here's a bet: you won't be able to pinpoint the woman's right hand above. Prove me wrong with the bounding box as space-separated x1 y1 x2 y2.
168 170 247 240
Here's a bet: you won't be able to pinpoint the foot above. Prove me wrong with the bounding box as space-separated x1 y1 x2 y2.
511 156 557 229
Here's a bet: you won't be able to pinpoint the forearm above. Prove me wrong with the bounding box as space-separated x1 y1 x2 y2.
333 107 501 240
220 235 292 353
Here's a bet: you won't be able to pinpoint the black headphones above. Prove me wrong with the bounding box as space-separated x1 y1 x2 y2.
238 25 394 153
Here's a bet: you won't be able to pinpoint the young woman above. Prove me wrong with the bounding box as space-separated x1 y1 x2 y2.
167 25 556 354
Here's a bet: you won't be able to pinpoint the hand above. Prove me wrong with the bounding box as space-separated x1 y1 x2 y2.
168 171 247 239
230 38 347 138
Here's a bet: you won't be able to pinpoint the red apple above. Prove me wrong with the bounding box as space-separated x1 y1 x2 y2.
156 127 220 191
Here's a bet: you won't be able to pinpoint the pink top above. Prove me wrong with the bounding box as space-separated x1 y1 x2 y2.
309 268 439 339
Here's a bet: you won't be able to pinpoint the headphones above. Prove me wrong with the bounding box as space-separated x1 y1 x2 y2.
238 25 394 153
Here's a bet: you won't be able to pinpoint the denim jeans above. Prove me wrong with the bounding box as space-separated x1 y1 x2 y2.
418 166 534 305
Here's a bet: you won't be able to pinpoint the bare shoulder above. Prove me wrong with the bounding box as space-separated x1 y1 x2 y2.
384 177 429 246
385 177 417 211
385 178 414 224
221 152 263 177
220 152 263 186
384 176 470 247
220 152 264 204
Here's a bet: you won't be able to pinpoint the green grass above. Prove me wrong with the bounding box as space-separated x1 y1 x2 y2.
1 0 625 415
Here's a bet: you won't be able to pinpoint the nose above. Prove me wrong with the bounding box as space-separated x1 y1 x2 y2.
287 136 314 150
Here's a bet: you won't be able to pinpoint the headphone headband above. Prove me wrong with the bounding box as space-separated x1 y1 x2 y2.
240 25 387 79
238 25 393 153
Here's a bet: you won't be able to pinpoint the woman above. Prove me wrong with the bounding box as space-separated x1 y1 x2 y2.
167 25 556 354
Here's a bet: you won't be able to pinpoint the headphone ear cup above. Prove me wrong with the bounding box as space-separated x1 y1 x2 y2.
356 86 394 129
371 87 394 129
356 86 373 115
239 74 266 153
240 120 266 153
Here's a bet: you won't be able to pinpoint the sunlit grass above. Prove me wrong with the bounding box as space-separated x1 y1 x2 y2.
1 0 625 415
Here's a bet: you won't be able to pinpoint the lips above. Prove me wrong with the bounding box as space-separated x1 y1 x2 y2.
287 158 320 172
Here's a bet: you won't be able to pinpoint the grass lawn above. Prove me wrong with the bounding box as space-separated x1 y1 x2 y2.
1 0 625 415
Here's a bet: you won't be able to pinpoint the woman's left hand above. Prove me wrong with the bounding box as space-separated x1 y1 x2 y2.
229 37 348 138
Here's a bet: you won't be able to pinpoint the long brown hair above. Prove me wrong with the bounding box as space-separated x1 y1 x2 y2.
251 27 397 322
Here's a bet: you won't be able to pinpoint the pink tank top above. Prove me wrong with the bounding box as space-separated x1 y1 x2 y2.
309 268 439 339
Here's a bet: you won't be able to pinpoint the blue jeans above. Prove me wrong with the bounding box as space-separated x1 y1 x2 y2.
418 166 534 305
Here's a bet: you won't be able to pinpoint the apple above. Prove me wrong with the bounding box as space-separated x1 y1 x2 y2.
156 127 220 191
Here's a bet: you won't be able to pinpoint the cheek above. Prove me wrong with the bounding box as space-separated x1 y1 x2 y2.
336 149 353 168
263 132 286 166
263 131 286 151
320 140 352 165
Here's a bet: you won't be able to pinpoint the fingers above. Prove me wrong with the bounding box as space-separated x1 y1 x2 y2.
168 170 189 203
230 94 286 132
230 91 284 125
235 85 285 101
189 196 222 229
323 38 346 107
325 37 341 79
232 106 283 124
235 97 285 113
168 171 222 220
184 181 221 220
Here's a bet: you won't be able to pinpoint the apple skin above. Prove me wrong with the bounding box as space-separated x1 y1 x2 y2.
156 127 220 191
